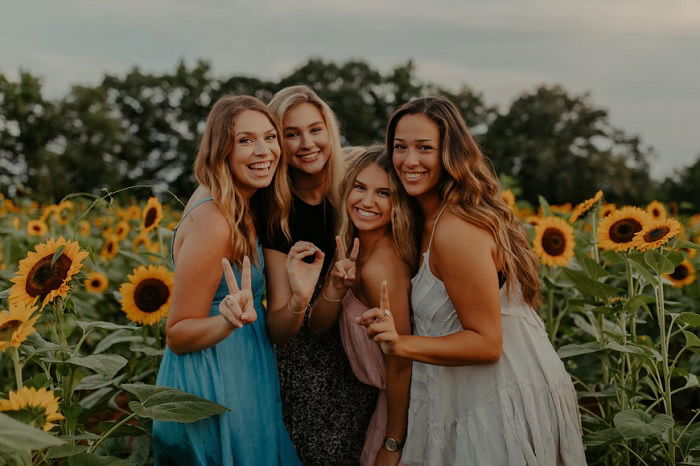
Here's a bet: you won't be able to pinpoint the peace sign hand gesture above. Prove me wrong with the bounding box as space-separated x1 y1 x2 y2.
330 236 359 294
219 256 257 330
357 281 399 355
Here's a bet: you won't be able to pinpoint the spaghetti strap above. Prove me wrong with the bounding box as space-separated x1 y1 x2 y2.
170 197 213 263
426 204 449 255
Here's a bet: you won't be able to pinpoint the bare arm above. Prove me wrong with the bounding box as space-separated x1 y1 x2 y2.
363 213 503 366
165 208 237 354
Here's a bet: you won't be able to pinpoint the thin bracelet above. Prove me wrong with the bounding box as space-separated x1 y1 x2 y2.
323 290 343 303
287 300 310 314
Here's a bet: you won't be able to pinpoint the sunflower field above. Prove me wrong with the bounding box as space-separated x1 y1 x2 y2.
1 190 699 465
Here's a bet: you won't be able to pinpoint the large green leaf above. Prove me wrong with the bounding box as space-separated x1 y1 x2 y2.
574 250 609 280
76 321 138 333
98 421 149 438
94 329 144 354
644 250 675 275
46 445 89 459
67 354 128 378
75 373 127 391
562 268 622 300
675 239 700 250
583 427 622 446
628 257 658 286
557 341 604 359
683 331 700 353
613 410 674 440
678 312 700 328
0 412 64 451
122 383 229 423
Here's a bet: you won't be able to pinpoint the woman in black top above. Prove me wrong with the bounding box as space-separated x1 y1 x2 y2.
261 85 377 465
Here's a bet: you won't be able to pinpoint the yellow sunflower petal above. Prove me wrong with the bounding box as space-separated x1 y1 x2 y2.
84 272 109 294
533 216 575 266
664 260 696 288
569 190 603 223
0 386 64 431
646 200 667 220
119 265 173 326
0 301 40 351
632 218 682 251
597 206 651 252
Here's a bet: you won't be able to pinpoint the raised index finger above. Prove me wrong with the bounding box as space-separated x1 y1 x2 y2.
221 258 240 294
379 280 390 311
335 235 347 260
241 255 252 291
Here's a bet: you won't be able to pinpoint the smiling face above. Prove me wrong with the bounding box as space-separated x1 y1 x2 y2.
229 109 281 197
346 162 393 232
281 102 331 176
392 113 443 199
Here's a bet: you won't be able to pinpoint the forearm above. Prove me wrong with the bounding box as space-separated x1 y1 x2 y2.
308 285 345 334
166 314 233 354
266 295 308 345
394 330 501 366
384 355 411 441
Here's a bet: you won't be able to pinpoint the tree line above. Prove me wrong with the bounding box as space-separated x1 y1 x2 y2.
1 58 697 209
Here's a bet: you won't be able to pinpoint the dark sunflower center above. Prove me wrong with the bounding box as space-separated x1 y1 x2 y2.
91 279 102 288
33 225 41 231
107 242 115 254
0 320 22 340
134 278 169 313
644 226 670 242
609 219 643 243
670 265 689 281
144 208 157 228
542 228 566 256
652 208 660 217
25 254 72 299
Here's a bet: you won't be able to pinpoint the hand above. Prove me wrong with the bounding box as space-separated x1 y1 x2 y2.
219 256 257 329
374 447 402 466
286 241 325 305
329 236 359 294
357 281 399 355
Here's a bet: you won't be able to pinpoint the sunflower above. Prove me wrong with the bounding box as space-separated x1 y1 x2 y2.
27 220 48 237
39 205 57 223
145 237 161 254
127 205 141 220
533 216 575 266
55 200 73 226
9 237 88 308
132 232 149 251
115 220 131 241
664 260 696 288
597 207 651 252
119 265 173 325
600 203 616 218
142 197 164 233
100 235 120 260
84 272 109 294
0 387 64 431
501 190 516 211
569 190 603 223
524 216 541 227
102 225 114 239
632 218 682 251
78 220 91 236
681 247 697 260
646 200 667 220
0 302 40 351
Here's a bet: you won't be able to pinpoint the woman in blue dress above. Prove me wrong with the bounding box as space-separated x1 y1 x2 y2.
153 95 324 465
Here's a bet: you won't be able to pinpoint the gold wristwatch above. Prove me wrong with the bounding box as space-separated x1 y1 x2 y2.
383 437 404 452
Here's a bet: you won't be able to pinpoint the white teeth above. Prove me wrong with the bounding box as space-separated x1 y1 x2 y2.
249 161 271 170
404 172 426 181
298 151 319 161
356 208 379 218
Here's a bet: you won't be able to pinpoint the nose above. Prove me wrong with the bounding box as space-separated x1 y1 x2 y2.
299 132 314 150
254 138 269 156
403 148 420 168
360 191 375 207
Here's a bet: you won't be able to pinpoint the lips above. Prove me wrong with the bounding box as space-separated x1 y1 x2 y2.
297 151 320 162
402 171 428 182
248 160 273 177
355 208 379 219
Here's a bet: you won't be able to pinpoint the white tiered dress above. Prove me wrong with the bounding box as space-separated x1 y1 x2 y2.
402 222 586 465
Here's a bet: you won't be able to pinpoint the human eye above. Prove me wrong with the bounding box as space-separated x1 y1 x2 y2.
310 126 324 134
239 136 253 144
393 142 406 151
284 131 298 139
419 144 434 151
353 182 365 191
378 190 390 197
265 133 278 142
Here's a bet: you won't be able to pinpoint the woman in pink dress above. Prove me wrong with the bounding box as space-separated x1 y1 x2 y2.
309 146 417 466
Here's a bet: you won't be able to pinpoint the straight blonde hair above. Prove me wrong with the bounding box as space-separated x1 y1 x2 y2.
386 97 541 307
337 146 418 273
268 85 344 208
194 95 291 266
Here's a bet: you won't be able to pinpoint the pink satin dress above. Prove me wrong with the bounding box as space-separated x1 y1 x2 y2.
339 289 405 466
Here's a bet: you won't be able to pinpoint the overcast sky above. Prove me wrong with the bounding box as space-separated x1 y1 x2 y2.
2 0 699 179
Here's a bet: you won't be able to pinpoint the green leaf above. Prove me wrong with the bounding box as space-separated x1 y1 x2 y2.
76 321 139 333
562 268 622 300
676 239 700 250
574 249 609 280
98 421 149 438
51 245 66 267
557 341 604 359
668 250 686 267
624 295 656 313
644 250 675 275
117 249 149 265
122 383 229 423
75 374 127 391
67 354 128 378
94 330 145 354
683 331 700 352
68 453 136 466
628 257 658 285
614 409 674 440
129 343 163 356
678 312 700 328
0 412 64 451
538 195 551 217
46 445 89 459
605 341 648 356
583 427 622 446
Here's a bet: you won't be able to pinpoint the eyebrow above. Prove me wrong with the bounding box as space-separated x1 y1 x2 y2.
354 178 389 190
234 129 277 138
284 121 324 130
394 137 435 142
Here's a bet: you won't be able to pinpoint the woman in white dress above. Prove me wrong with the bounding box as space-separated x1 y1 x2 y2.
358 96 586 466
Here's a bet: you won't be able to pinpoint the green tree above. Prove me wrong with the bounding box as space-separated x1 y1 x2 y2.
659 153 700 212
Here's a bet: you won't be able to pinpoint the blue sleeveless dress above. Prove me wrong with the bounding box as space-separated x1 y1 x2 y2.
153 198 300 466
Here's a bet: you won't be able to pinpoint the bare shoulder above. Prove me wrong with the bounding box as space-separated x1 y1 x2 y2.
432 209 495 256
362 245 411 286
175 201 231 260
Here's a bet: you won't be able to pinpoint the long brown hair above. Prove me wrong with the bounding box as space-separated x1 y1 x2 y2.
386 97 541 307
194 95 291 266
337 146 418 272
268 85 344 208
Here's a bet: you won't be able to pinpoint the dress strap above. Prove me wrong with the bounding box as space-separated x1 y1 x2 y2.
426 204 449 254
170 197 213 264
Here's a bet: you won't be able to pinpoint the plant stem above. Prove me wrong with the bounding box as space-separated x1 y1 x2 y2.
88 412 136 454
655 271 675 463
11 347 22 389
590 211 600 263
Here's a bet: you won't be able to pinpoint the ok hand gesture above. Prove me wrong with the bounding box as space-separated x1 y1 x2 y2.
329 236 359 294
357 281 399 355
286 241 325 305
219 256 257 329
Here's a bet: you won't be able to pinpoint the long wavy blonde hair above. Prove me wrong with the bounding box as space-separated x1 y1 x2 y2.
194 95 291 266
337 146 418 273
386 97 541 307
268 85 345 208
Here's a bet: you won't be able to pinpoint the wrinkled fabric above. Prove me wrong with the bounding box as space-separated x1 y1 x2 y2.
403 251 586 466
